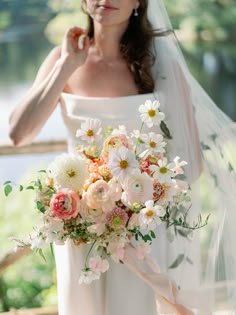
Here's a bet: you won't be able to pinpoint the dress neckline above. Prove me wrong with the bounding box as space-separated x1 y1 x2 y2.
61 92 154 101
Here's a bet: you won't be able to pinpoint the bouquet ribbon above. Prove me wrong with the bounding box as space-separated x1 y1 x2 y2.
123 244 195 315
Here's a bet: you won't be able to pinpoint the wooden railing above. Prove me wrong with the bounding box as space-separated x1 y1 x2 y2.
0 140 67 156
0 306 58 315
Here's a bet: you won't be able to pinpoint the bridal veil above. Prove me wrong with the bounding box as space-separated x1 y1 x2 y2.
125 0 236 312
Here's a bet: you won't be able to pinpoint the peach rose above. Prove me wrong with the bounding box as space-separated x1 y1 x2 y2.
50 189 81 220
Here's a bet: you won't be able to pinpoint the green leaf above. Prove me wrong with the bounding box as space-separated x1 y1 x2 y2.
4 184 12 196
38 249 47 262
143 234 152 242
19 185 24 191
186 257 193 265
168 254 185 269
228 163 234 172
26 185 35 190
36 201 46 213
4 180 12 185
201 142 210 150
150 230 156 239
50 243 54 257
38 170 46 173
160 120 172 139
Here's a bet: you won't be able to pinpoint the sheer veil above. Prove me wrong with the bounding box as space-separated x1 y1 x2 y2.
124 0 236 313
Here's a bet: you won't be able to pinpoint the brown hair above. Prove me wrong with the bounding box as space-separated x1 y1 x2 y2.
82 1 172 94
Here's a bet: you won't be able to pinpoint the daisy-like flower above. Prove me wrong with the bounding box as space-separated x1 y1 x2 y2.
108 146 139 180
171 156 188 175
106 207 128 231
47 153 88 192
121 170 154 206
139 200 165 230
143 132 166 154
101 134 131 161
76 118 102 144
149 157 175 182
139 100 165 128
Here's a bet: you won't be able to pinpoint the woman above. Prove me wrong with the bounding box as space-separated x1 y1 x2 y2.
9 0 236 314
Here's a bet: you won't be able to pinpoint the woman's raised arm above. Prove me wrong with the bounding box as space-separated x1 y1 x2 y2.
9 27 89 146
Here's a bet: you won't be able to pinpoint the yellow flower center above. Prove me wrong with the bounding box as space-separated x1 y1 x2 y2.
120 159 128 169
67 169 76 178
148 109 157 117
146 209 154 217
159 166 168 174
87 129 94 137
149 141 157 148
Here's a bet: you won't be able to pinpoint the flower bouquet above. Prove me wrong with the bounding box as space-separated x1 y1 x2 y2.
4 100 208 284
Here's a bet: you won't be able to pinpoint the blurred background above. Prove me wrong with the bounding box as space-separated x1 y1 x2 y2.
0 0 235 313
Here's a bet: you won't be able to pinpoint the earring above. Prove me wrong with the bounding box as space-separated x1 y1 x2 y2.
134 8 138 16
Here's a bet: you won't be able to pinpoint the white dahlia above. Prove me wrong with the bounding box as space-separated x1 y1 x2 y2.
47 153 88 192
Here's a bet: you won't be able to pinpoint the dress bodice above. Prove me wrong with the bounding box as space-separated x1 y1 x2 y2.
60 92 157 150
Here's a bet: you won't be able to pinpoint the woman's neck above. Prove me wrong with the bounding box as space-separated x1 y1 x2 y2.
92 22 128 61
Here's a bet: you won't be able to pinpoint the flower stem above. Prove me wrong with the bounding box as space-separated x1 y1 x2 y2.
84 240 97 269
134 122 144 155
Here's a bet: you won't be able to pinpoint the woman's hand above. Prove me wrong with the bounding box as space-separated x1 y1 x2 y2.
61 26 90 70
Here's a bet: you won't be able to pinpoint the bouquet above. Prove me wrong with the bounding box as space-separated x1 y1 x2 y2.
4 99 208 284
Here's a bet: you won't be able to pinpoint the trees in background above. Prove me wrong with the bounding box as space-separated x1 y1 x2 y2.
0 0 235 42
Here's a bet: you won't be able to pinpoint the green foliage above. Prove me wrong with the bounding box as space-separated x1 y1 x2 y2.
0 249 56 312
0 168 57 312
165 0 236 41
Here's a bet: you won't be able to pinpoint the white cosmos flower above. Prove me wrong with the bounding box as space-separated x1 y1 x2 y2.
76 118 102 143
78 269 100 285
112 125 128 135
121 170 154 206
139 100 165 128
149 158 175 182
143 132 166 153
47 153 88 192
108 146 139 180
139 200 165 230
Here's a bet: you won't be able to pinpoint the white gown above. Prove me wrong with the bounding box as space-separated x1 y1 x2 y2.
54 92 202 315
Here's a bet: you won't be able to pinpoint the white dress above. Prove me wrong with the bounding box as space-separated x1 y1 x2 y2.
54 92 202 315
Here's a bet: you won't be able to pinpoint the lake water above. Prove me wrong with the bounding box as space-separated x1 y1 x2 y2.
0 32 236 182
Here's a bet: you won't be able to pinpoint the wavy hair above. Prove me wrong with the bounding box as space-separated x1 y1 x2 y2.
81 0 172 94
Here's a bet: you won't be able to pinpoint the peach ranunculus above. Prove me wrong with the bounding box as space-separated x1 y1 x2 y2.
50 189 81 220
101 134 131 161
121 170 154 207
84 179 115 212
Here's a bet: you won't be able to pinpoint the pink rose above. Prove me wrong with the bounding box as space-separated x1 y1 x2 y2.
50 189 81 220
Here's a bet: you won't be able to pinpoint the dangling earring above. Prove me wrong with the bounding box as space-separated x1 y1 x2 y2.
134 7 139 16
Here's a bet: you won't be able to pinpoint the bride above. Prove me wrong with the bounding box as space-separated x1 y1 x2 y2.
9 0 236 314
